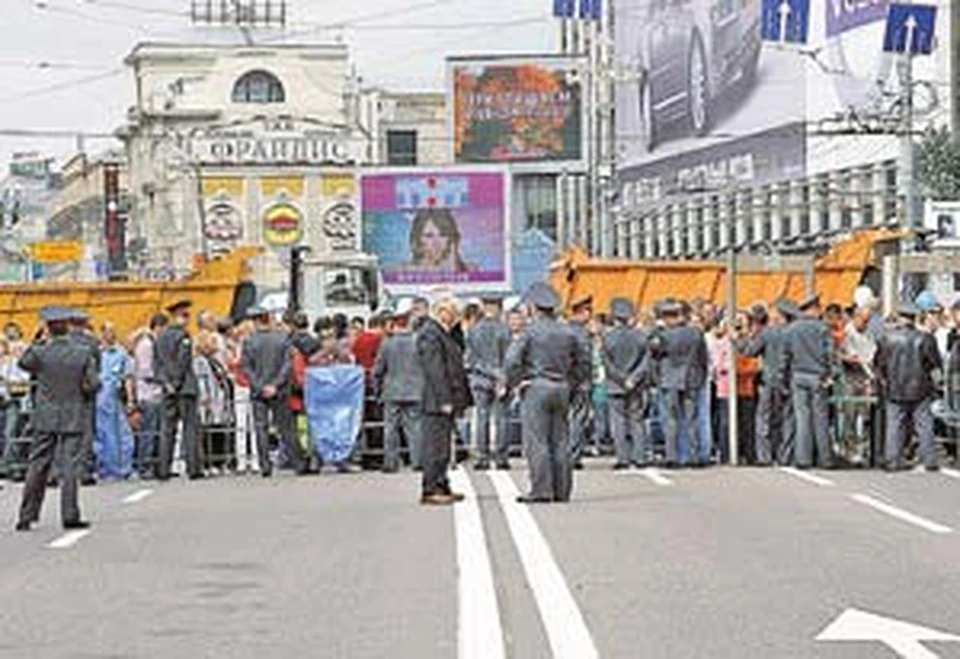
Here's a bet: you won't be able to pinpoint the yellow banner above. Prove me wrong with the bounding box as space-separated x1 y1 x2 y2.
321 174 356 198
29 241 84 264
261 176 304 198
202 177 244 198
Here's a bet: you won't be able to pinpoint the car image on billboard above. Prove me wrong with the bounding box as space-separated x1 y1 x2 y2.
625 0 762 154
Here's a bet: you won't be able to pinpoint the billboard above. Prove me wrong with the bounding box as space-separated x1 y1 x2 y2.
361 168 510 293
450 56 584 166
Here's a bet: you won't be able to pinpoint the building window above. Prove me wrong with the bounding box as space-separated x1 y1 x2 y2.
710 196 721 253
839 169 853 229
514 174 557 240
817 176 830 234
231 70 285 104
386 130 417 166
693 205 704 254
799 184 811 235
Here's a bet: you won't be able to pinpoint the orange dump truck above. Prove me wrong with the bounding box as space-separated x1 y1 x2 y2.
0 247 260 340
550 230 900 315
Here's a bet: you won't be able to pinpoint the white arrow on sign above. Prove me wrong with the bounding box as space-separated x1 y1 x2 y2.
777 0 792 42
903 14 918 52
817 608 960 659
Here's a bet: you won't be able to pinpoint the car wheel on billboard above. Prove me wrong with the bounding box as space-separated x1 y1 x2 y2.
639 74 657 153
686 33 710 137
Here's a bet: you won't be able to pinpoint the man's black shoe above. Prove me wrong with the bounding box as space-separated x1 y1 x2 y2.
612 463 630 471
473 461 491 471
14 520 31 532
572 461 584 470
63 520 91 530
261 470 272 478
188 473 206 481
496 461 511 471
925 464 941 473
80 477 97 487
516 495 552 504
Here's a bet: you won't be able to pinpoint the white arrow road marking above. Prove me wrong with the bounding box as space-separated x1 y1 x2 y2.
778 466 835 487
122 488 154 504
47 529 91 549
850 494 953 534
641 467 673 486
817 608 960 659
449 470 505 659
488 471 599 659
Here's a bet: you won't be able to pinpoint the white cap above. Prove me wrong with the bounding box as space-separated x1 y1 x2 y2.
395 297 415 316
853 286 878 309
503 295 522 312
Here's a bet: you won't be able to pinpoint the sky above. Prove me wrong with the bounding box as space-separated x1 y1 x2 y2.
0 0 557 168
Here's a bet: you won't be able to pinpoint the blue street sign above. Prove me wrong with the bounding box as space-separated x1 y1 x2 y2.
578 0 602 21
553 0 576 18
883 3 937 55
761 0 809 44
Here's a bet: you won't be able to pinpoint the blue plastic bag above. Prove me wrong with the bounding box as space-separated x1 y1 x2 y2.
305 365 365 464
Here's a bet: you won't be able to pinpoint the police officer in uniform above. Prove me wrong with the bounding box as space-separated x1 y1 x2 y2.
874 302 943 471
650 300 709 468
506 283 591 503
740 298 798 465
603 298 649 469
783 294 834 469
566 294 593 469
155 299 203 480
466 296 513 470
69 310 101 485
15 307 99 531
242 306 306 477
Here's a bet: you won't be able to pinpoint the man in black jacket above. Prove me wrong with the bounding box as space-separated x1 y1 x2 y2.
416 297 473 505
874 302 944 471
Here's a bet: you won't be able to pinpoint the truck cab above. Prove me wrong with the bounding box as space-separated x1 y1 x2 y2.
298 251 384 323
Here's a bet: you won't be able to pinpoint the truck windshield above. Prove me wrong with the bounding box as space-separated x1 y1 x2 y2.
324 267 371 306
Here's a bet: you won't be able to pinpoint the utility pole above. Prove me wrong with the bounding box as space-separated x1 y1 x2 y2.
726 190 739 467
898 51 918 229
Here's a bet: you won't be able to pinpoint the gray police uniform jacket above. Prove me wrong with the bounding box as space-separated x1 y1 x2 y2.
19 336 99 434
603 326 648 395
783 318 832 379
373 333 425 404
651 325 708 392
241 329 292 398
505 317 591 392
466 317 511 390
741 326 788 388
155 325 199 397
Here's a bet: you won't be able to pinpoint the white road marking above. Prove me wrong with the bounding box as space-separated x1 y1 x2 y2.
122 488 154 504
850 494 953 535
47 529 91 549
778 466 835 487
641 467 673 486
941 468 960 481
817 607 960 659
449 470 505 659
488 471 599 659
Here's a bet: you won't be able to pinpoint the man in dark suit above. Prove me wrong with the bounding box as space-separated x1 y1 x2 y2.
154 299 202 480
242 306 306 477
465 296 512 470
603 298 649 469
416 296 473 506
68 310 101 486
650 300 709 468
15 307 99 531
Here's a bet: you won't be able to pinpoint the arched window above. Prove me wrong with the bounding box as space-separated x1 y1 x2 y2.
231 70 285 104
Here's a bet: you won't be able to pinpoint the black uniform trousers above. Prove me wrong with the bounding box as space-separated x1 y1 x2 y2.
421 412 453 496
252 396 304 474
18 432 82 526
157 395 201 479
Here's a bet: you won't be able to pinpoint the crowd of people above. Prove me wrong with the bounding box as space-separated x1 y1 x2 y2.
4 281 959 526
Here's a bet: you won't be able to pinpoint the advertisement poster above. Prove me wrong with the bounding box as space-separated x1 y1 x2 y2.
361 169 510 293
260 176 304 247
450 56 583 165
202 177 245 256
615 0 806 202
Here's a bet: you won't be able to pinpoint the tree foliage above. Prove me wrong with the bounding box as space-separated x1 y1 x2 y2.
919 126 960 200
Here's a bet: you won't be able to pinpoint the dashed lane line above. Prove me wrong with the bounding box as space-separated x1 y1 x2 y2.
121 488 154 504
488 471 599 659
850 493 953 535
941 468 960 481
47 529 91 549
778 466 836 487
449 470 505 659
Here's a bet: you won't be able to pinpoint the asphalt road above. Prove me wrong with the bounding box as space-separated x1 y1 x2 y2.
2 462 960 659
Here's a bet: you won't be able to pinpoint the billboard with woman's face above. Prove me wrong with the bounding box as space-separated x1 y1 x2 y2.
361 168 510 292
